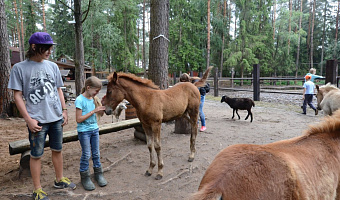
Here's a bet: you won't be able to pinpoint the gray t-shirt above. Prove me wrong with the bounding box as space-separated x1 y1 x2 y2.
8 59 64 123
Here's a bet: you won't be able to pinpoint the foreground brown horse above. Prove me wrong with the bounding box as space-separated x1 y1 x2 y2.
191 109 340 200
316 83 340 115
102 67 212 180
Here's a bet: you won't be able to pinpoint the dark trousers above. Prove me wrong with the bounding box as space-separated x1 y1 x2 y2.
302 94 316 113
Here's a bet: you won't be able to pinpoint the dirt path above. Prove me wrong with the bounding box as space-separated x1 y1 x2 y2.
0 87 324 200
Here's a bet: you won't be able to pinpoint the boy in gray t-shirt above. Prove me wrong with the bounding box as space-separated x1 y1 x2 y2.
8 32 76 200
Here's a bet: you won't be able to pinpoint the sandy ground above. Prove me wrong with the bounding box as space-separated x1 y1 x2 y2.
0 82 324 200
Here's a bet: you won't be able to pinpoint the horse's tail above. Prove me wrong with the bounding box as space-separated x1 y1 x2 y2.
194 66 213 88
189 186 222 200
252 100 255 107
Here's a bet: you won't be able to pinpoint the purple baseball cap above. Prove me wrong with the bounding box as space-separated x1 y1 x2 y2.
29 32 57 45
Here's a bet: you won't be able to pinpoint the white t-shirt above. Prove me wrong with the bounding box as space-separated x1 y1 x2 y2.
303 80 315 95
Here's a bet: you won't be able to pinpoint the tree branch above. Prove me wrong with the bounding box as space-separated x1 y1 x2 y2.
56 0 74 13
81 0 92 23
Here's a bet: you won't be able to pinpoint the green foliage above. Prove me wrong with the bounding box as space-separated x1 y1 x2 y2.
49 0 75 58
4 0 339 80
82 0 121 71
169 0 206 73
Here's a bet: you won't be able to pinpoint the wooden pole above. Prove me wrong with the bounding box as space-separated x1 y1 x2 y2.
214 66 219 97
325 60 338 85
253 64 260 101
173 72 176 85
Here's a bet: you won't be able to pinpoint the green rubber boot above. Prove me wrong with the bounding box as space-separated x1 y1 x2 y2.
94 166 107 187
80 169 95 191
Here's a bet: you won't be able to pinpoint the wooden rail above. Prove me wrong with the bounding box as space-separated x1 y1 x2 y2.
9 118 141 156
219 87 304 95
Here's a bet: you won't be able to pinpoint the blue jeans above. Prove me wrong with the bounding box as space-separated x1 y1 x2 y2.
78 128 101 172
199 95 206 126
28 119 64 158
302 94 316 113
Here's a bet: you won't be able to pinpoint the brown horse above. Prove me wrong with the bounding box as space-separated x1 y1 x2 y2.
316 83 340 115
191 109 340 200
102 67 212 180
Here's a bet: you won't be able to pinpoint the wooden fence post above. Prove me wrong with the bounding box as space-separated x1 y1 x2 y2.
214 66 219 97
325 60 338 85
173 72 176 85
253 64 260 101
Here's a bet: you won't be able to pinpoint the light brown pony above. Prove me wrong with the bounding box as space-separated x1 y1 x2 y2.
102 67 212 180
191 109 340 200
316 83 340 115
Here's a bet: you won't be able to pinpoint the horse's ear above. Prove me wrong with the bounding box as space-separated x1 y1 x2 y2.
316 85 319 90
113 72 118 83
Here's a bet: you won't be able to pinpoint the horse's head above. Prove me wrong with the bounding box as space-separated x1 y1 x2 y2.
316 85 324 110
102 72 125 113
316 83 338 110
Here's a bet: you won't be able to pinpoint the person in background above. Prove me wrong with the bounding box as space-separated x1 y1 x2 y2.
302 75 318 115
191 77 209 132
197 83 208 132
179 72 190 82
8 32 76 200
301 68 323 109
305 68 323 82
75 76 107 191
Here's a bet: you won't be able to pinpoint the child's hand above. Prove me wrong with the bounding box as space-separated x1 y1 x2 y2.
95 106 106 113
27 118 42 133
62 111 68 126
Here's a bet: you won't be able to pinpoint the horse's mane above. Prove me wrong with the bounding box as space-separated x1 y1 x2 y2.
305 109 340 136
319 83 339 92
107 72 160 90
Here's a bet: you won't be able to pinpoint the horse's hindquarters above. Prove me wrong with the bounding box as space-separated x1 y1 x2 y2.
197 145 297 199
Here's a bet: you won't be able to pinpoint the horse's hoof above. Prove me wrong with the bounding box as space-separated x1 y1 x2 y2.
155 174 163 180
188 157 194 162
145 171 152 176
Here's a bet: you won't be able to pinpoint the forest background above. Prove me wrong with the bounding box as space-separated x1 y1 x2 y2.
3 0 340 79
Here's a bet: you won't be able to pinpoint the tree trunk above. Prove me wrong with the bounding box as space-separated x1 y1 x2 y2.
229 0 231 36
0 0 13 118
13 0 23 61
74 0 85 96
334 1 339 59
295 0 303 83
310 0 316 68
124 7 128 72
42 0 46 32
307 0 312 68
137 20 139 70
234 9 237 40
143 0 147 78
287 0 292 55
320 1 327 76
206 0 211 70
272 0 276 40
19 0 25 59
148 0 169 89
219 0 227 78
174 117 191 134
90 13 95 74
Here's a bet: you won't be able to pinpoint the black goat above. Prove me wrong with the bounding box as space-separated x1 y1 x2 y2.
220 95 255 122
